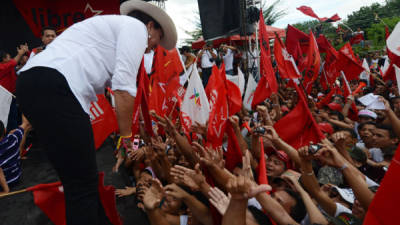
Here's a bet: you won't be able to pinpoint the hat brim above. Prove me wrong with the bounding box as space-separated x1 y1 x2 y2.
120 0 177 50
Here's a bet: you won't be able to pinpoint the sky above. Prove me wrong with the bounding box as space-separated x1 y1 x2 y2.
164 0 387 46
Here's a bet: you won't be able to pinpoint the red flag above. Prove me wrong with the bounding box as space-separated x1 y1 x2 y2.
336 50 365 81
350 33 364 45
274 35 301 79
218 64 242 116
27 172 122 225
316 86 337 109
340 43 359 62
90 95 118 149
274 81 325 149
225 123 243 171
297 6 340 22
12 0 120 37
132 61 154 137
385 26 390 40
27 182 65 225
296 6 321 21
363 144 400 225
386 22 400 68
317 35 338 64
149 46 183 118
383 63 396 81
286 25 309 61
206 65 228 148
251 10 278 109
303 31 321 93
258 137 268 185
321 14 341 22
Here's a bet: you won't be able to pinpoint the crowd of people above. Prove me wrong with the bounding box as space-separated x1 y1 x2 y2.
0 1 398 225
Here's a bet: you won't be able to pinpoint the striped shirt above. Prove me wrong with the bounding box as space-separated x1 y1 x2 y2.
0 127 23 184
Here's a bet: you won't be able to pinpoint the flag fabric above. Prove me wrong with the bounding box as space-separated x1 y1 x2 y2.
303 31 321 93
363 144 400 225
181 66 210 130
386 22 400 68
286 25 309 62
206 65 228 148
90 94 118 149
27 182 65 225
132 60 154 137
258 137 268 185
225 122 243 171
149 46 183 118
297 6 341 22
336 45 365 81
274 81 325 149
316 86 337 109
226 68 245 96
26 172 122 225
360 59 371 85
395 65 400 95
296 6 321 21
274 35 301 79
340 43 359 62
350 33 364 45
215 64 242 117
251 10 278 109
243 74 257 111
0 85 13 126
317 35 338 65
385 26 390 40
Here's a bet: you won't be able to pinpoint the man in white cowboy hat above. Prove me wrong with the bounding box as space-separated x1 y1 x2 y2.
16 1 177 224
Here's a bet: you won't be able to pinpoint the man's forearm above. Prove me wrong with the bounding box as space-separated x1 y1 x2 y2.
255 192 299 225
146 209 170 225
114 90 135 136
222 199 247 225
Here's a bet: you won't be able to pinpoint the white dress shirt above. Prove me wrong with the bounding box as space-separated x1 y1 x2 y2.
200 49 217 68
21 15 148 114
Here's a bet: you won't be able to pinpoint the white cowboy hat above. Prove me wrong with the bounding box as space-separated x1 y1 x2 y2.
120 0 177 50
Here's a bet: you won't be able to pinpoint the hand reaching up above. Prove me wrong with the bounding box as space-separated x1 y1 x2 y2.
209 187 231 215
226 176 271 200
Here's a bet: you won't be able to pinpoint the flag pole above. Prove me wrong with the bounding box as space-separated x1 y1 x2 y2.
0 188 28 198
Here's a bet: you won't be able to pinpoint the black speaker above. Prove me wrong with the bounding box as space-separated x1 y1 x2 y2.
197 0 241 40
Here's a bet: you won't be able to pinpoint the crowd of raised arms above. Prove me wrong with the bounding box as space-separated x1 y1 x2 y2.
1 21 399 225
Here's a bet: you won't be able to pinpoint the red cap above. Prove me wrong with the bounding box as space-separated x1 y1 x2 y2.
281 106 290 112
327 102 342 112
271 150 292 170
318 122 334 134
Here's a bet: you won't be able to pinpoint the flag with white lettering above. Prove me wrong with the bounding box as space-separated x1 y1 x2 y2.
90 94 118 149
243 74 257 111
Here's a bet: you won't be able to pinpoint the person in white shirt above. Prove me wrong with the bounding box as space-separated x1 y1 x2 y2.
197 42 217 87
16 1 177 224
219 44 237 75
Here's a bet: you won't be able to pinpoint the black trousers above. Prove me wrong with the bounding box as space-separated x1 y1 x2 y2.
201 67 212 87
16 67 111 225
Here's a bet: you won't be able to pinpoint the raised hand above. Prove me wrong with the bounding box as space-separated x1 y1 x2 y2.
165 183 189 200
170 164 206 191
115 186 136 197
209 187 231 215
142 179 164 210
314 143 346 168
226 176 271 200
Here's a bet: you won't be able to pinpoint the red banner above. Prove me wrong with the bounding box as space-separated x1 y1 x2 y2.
90 95 118 149
12 0 120 37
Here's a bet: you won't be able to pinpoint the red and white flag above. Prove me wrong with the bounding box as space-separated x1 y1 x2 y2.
206 66 228 148
386 22 400 68
303 31 321 93
274 35 301 79
90 94 118 149
243 74 257 111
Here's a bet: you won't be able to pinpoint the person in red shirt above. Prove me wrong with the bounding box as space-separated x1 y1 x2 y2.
0 44 29 93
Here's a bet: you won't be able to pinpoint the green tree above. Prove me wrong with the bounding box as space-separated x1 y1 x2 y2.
366 17 400 49
292 20 336 39
262 0 287 25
